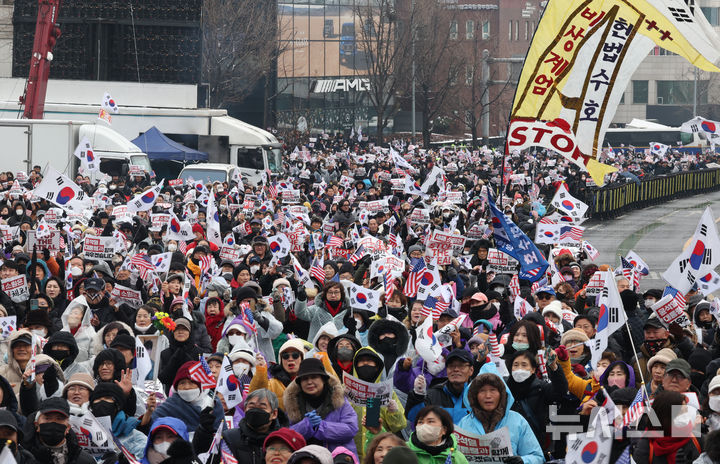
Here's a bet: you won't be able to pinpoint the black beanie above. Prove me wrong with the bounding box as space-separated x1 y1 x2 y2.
90 382 126 410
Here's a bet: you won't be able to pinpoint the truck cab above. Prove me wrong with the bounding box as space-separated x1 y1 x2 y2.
78 124 152 182
178 163 239 185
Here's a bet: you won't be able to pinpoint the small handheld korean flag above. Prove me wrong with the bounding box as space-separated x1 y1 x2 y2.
216 355 244 409
415 316 443 368
102 92 119 114
206 193 223 247
127 181 163 213
73 137 99 173
347 282 381 313
551 183 588 223
133 336 152 385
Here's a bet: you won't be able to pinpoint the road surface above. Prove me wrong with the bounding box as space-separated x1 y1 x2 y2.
581 189 720 291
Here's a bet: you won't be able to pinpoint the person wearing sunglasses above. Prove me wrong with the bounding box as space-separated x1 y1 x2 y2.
532 285 556 311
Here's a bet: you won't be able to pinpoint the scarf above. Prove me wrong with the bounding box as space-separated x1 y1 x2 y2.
325 300 343 317
410 432 454 456
650 436 691 464
337 360 353 374
298 381 333 418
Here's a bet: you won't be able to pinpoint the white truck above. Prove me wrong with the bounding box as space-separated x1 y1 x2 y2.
0 119 150 180
0 79 283 185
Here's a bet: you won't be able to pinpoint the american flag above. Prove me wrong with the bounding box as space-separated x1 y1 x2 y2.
616 445 631 464
273 211 285 228
199 255 213 274
239 302 258 334
110 434 141 464
403 257 426 297
221 441 239 464
488 333 502 357
559 225 584 241
348 245 366 265
178 240 187 254
622 388 645 426
383 273 396 303
422 295 448 320
509 274 520 300
388 229 397 248
188 361 216 390
621 256 640 289
663 286 687 309
268 182 278 199
310 255 325 283
326 235 344 248
539 216 555 224
130 254 153 279
531 277 548 294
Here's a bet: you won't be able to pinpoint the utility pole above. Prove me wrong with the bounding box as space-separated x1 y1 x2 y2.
693 67 698 117
411 0 416 144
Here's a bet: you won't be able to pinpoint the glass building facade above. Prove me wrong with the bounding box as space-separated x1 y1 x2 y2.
277 1 384 133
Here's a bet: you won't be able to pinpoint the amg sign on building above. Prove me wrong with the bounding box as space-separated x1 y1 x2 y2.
312 78 371 93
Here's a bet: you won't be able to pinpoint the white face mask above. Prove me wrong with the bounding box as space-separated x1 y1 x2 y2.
31 329 47 338
154 441 172 455
70 266 82 277
15 210 23 216
710 396 720 413
426 359 445 376
167 244 177 252
177 388 201 403
645 299 655 308
673 409 696 429
250 266 260 274
232 362 250 378
415 423 442 444
134 323 150 333
511 369 533 383
228 335 245 347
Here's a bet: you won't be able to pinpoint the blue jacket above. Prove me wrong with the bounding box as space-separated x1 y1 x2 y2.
151 392 224 433
457 363 544 464
406 381 471 425
141 417 189 464
112 411 146 460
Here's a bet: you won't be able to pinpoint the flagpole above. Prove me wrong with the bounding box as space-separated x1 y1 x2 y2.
623 319 647 387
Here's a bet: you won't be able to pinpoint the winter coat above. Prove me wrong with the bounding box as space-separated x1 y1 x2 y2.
633 436 702 464
457 364 544 464
393 357 448 395
559 357 600 403
25 259 50 289
0 374 25 429
405 380 471 425
0 329 33 396
406 433 469 464
43 330 92 380
112 411 147 460
349 347 406 460
218 308 283 364
151 391 224 433
284 375 358 455
22 414 95 464
294 296 351 346
60 296 96 363
141 417 189 464
216 417 286 464
158 338 204 395
90 321 134 356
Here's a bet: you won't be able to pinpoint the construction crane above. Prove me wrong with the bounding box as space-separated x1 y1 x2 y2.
19 0 62 119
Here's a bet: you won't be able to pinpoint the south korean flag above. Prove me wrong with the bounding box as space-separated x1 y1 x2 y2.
346 282 382 314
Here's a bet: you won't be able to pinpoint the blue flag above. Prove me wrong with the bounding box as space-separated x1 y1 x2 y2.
487 190 548 282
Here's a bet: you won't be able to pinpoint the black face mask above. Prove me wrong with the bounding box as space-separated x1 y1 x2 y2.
336 347 355 362
644 339 665 356
48 349 71 364
355 365 380 382
37 422 67 447
388 307 407 321
91 400 117 419
244 408 271 430
376 338 396 353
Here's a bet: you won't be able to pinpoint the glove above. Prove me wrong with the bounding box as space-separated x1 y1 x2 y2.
253 312 270 331
555 345 569 362
413 375 427 396
297 287 307 302
343 309 357 335
503 457 524 464
309 413 322 427
42 366 59 397
199 406 215 431
387 399 398 413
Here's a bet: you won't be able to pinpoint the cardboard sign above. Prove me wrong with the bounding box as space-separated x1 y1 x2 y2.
651 295 690 327
342 372 393 407
281 189 301 203
486 248 519 274
110 284 143 309
409 208 430 224
454 427 514 463
2 275 29 302
83 236 116 261
26 230 61 253
128 165 145 176
428 230 467 252
168 179 183 187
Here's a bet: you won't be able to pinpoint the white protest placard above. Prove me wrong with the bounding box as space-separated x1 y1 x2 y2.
110 284 143 309
281 189 301 203
585 272 605 303
0 225 17 243
426 247 453 266
2 275 28 303
358 200 388 213
378 171 391 182
409 208 430 224
357 236 389 260
427 230 466 252
342 372 393 407
219 246 242 265
446 191 464 204
370 254 405 280
69 413 115 457
168 178 183 187
83 236 116 261
0 316 16 339
16 172 28 183
112 205 133 222
150 213 171 229
43 208 62 225
487 248 519 274
390 178 404 190
651 295 691 327
128 165 145 176
26 230 61 253
467 223 486 239
454 427 514 463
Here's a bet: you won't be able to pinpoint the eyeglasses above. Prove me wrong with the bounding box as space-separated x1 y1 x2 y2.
281 352 301 360
327 290 342 295
267 446 291 454
535 294 552 300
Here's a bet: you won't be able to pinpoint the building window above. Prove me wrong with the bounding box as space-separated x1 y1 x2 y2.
514 20 519 40
509 20 512 41
620 92 625 104
633 80 648 104
525 21 529 40
465 64 474 86
466 20 474 40
482 21 490 39
657 80 708 104
450 20 458 40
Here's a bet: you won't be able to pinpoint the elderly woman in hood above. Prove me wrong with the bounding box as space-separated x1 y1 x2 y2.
458 364 544 464
60 295 96 363
18 353 65 415
90 320 134 357
0 329 43 397
221 286 283 363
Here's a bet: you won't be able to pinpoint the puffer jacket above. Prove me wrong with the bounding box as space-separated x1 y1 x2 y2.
294 295 351 345
284 374 358 455
140 417 189 464
457 363 544 464
406 433 469 464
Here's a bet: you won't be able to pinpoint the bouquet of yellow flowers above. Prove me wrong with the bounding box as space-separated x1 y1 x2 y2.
152 312 176 334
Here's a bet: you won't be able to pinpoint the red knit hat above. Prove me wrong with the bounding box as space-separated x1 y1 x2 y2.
192 223 205 237
263 428 306 452
172 361 200 390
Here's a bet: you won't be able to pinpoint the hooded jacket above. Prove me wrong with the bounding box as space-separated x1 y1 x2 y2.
60 296 96 363
327 334 361 379
151 389 224 434
349 347 406 459
0 330 35 396
43 330 92 379
458 364 544 464
141 417 189 464
25 259 50 289
22 411 95 464
294 294 352 346
367 319 410 375
284 375 358 455
90 321 134 356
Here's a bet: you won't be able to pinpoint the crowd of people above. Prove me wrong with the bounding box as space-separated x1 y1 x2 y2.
0 137 717 464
